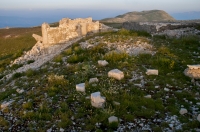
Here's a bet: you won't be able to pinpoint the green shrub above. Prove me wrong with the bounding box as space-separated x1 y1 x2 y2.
67 54 86 63
53 55 63 63
104 51 128 64
25 69 36 77
11 64 23 70
48 74 68 87
27 60 35 64
63 48 73 56
12 72 23 79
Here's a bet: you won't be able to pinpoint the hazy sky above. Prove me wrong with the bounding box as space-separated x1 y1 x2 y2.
1 0 200 13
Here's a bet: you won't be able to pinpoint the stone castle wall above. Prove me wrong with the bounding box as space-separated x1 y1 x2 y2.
41 17 99 45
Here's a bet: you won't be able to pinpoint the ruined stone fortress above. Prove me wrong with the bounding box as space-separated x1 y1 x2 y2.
41 17 99 45
12 17 105 65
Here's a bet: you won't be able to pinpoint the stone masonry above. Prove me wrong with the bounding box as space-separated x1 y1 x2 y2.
41 17 99 45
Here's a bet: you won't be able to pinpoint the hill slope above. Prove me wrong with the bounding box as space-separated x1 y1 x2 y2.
101 10 175 23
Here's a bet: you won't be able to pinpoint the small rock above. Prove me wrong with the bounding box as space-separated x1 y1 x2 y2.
144 95 151 98
164 88 170 92
113 101 120 105
91 92 106 108
108 116 118 123
60 128 64 132
16 89 24 94
146 69 158 75
187 65 200 70
197 114 200 122
134 84 143 88
108 69 124 80
89 77 99 84
76 83 85 92
1 100 14 109
179 108 188 115
98 60 108 66
155 86 159 88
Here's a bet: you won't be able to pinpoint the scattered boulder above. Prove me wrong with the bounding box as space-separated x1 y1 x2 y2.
89 77 99 84
32 34 43 42
108 116 118 123
91 92 106 108
76 83 85 92
146 69 158 75
108 69 124 80
98 60 109 66
179 108 188 115
184 65 200 79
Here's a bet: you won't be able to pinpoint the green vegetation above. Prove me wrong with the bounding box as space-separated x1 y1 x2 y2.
0 28 200 131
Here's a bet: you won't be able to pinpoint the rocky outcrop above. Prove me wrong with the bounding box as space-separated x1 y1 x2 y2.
122 21 200 37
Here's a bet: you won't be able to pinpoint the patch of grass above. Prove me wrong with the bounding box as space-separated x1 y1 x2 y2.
104 51 129 64
53 55 63 63
25 69 36 77
47 74 68 87
12 72 24 79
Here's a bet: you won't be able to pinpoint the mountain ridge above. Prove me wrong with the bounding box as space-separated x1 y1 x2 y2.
101 10 175 23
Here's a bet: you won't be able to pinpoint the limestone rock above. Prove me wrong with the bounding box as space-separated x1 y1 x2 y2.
76 83 85 92
108 116 118 123
197 114 200 122
98 60 109 66
108 69 124 80
16 89 24 94
184 65 200 79
187 65 200 70
1 100 14 109
146 69 158 75
89 77 99 84
32 34 42 42
144 95 152 98
91 92 106 108
179 108 188 115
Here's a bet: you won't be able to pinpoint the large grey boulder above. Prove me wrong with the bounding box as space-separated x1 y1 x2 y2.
108 69 124 80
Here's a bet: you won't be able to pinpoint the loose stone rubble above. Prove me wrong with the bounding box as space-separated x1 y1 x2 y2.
91 92 106 108
108 69 124 80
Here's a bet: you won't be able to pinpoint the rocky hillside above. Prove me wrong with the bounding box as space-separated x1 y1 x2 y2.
101 10 175 23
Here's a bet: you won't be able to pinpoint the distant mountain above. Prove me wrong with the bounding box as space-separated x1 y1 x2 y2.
101 10 175 23
171 11 200 20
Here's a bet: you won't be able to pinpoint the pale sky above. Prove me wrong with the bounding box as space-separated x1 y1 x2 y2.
1 0 200 13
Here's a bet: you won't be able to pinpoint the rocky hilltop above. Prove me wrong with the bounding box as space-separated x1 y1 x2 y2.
101 10 175 23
